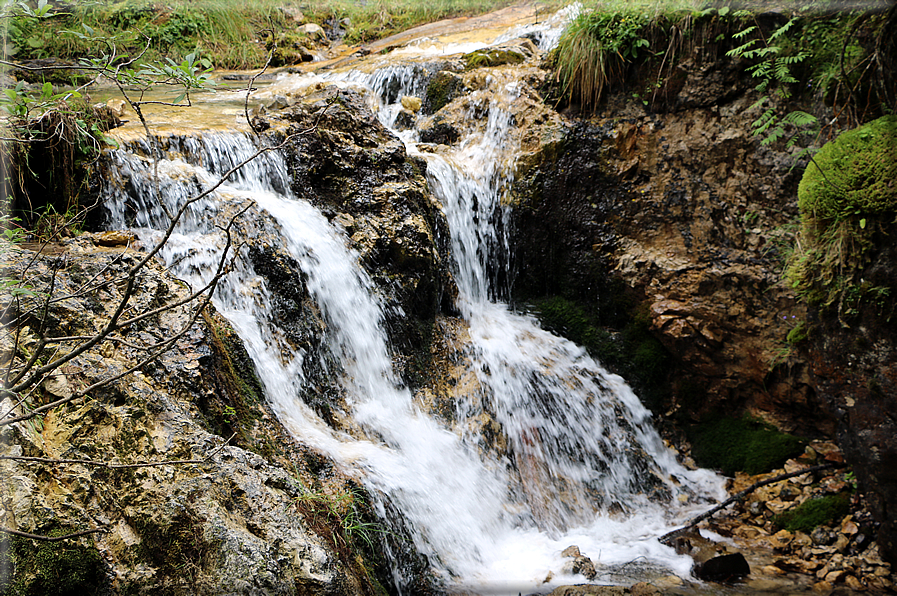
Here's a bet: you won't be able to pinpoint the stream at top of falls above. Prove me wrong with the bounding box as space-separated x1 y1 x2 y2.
99 7 726 594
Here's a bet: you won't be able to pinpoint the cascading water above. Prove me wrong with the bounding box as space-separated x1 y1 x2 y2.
99 7 726 594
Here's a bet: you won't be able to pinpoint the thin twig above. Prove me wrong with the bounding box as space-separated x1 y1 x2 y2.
0 432 236 469
0 526 108 542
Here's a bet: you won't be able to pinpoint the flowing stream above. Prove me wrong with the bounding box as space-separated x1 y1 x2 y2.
100 7 725 594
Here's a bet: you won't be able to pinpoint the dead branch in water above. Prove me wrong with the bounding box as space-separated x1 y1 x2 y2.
659 461 845 545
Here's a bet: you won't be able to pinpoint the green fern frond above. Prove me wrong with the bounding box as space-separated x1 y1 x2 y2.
733 25 757 39
769 17 797 42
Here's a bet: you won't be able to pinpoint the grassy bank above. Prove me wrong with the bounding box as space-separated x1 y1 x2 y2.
4 0 528 69
550 0 894 127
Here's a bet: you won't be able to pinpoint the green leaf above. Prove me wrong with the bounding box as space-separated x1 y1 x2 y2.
860 218 867 229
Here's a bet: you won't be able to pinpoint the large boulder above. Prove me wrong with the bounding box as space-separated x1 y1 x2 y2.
272 87 455 378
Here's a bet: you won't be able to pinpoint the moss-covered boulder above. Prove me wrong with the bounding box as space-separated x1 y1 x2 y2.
798 115 897 221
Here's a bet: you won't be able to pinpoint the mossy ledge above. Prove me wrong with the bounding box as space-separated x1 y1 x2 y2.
687 416 806 476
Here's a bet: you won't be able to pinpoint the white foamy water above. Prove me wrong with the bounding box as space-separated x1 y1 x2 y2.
99 5 725 593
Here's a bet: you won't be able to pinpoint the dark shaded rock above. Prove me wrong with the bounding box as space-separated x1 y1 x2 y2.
424 70 468 114
272 86 455 385
418 114 461 144
806 230 897 565
693 552 751 581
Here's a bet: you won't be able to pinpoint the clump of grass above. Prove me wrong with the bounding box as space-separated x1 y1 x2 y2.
7 0 523 68
773 493 851 533
550 3 737 112
688 416 805 476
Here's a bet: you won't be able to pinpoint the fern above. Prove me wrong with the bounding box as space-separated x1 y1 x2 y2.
729 15 817 150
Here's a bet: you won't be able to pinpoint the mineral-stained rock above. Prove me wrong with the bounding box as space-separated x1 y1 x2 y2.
0 240 385 594
273 86 455 382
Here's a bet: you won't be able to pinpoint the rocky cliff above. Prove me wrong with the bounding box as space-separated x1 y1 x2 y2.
0 237 378 595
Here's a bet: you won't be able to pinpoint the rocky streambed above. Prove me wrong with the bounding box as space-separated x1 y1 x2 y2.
3 3 897 595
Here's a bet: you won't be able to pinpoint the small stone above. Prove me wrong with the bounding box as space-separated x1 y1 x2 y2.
106 97 127 117
833 534 850 553
765 498 790 514
573 556 597 579
268 95 290 110
400 96 422 112
298 23 325 40
763 565 786 576
844 575 864 591
824 569 846 583
811 527 837 546
812 580 832 593
693 552 750 581
771 529 793 549
792 531 813 548
840 519 858 535
95 230 136 247
778 484 802 501
561 545 581 558
653 575 683 589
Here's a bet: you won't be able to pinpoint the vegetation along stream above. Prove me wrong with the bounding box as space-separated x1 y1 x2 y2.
1 1 896 595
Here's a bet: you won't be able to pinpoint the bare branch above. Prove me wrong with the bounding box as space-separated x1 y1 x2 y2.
0 526 108 542
0 432 236 469
659 462 844 545
0 205 246 425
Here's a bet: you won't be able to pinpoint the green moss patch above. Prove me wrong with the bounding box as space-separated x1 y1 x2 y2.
787 115 897 311
798 115 897 221
773 493 851 533
688 416 805 476
1 530 107 596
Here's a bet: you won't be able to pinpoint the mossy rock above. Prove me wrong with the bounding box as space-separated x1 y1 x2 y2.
424 71 466 114
463 39 536 71
1 531 108 596
798 115 897 222
688 416 805 476
465 48 527 69
773 493 851 533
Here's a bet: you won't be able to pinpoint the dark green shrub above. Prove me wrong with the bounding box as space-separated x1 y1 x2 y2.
773 493 851 533
688 416 805 476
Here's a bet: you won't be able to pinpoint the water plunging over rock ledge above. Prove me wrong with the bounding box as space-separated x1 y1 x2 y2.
4 4 897 596
86 67 726 591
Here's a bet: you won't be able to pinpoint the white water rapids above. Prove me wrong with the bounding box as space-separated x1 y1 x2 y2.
100 8 725 594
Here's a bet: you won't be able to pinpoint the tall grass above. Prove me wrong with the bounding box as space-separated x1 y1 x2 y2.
7 0 528 69
551 2 740 112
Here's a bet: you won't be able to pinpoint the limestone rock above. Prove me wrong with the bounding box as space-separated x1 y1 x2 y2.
0 244 384 594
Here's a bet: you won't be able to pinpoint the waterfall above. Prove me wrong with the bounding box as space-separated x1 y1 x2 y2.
99 8 726 594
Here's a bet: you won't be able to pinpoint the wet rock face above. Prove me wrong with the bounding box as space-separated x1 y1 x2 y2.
0 238 377 595
807 241 897 564
511 87 824 433
274 87 454 373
